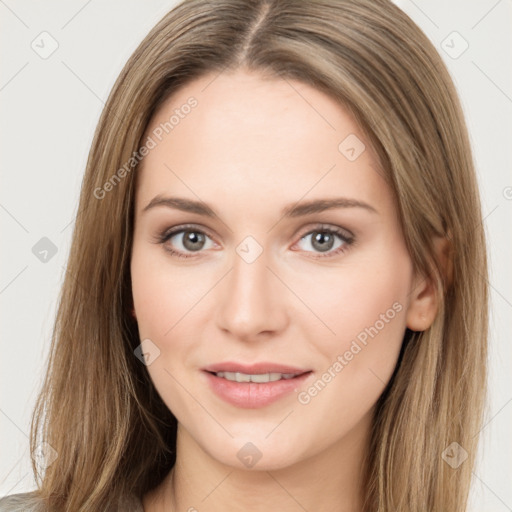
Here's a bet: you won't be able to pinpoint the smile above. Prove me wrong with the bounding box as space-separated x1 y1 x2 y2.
213 371 300 382
203 370 313 408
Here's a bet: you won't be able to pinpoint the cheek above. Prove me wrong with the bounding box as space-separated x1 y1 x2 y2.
296 252 411 351
130 244 207 340
296 250 411 402
130 246 202 415
295 248 412 421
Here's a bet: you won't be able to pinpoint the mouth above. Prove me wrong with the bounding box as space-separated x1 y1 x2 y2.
202 361 311 376
201 362 313 408
205 370 310 382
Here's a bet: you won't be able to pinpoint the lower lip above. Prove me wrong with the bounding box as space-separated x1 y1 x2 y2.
203 371 313 408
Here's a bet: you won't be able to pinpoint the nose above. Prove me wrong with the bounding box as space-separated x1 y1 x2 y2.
215 244 289 342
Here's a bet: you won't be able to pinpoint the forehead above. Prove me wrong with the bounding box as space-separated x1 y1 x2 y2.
135 69 391 217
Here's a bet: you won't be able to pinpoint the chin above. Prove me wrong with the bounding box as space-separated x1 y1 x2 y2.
202 433 308 472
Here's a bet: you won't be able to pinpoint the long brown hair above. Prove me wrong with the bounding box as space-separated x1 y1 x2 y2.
27 0 488 510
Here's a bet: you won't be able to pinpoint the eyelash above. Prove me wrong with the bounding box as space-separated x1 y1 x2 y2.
153 223 355 260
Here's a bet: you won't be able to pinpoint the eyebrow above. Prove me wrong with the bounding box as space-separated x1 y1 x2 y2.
142 195 378 217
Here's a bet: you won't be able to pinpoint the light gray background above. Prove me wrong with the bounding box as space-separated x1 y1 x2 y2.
1 1 511 510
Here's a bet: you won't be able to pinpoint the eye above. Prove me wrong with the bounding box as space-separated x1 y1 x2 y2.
154 224 216 259
293 225 354 258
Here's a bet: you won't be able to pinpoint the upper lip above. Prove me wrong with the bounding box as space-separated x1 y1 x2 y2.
203 361 311 375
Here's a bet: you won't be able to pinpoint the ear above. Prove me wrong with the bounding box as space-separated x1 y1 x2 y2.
406 235 452 332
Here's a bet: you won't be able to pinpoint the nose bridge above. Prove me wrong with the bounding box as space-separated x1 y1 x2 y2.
215 237 286 339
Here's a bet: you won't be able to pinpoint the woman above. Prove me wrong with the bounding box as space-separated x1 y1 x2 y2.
0 0 488 510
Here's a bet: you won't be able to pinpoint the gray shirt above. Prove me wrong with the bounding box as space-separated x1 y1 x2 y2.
0 491 144 511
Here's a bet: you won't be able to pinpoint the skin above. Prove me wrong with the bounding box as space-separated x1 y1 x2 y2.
130 68 440 512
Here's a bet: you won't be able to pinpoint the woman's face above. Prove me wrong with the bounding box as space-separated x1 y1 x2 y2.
130 68 417 470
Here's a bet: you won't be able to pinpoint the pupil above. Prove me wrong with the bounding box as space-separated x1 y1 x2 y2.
312 231 334 252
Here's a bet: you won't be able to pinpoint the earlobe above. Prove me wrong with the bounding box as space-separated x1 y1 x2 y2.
405 235 452 332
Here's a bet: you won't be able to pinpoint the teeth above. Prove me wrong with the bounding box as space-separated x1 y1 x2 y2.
215 371 299 383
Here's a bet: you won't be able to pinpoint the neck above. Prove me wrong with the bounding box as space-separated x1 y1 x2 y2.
146 411 372 512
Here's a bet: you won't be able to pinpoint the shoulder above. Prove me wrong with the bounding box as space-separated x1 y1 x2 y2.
0 491 44 512
0 491 143 511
